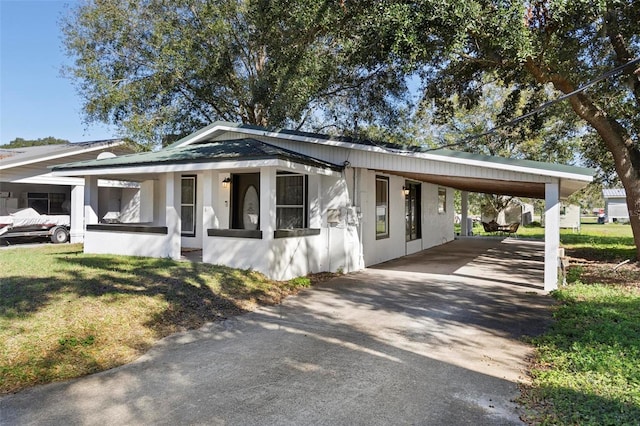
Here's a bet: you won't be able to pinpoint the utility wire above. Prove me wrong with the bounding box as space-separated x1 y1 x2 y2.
420 56 640 152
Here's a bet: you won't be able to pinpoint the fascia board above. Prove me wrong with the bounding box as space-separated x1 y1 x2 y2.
52 159 285 176
13 175 86 186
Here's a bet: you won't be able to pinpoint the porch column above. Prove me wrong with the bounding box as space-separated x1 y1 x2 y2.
202 170 216 230
460 191 469 236
544 182 561 291
260 167 277 237
84 176 99 225
165 172 181 260
70 184 85 243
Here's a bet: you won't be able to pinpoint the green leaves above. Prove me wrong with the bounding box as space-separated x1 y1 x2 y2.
62 0 410 148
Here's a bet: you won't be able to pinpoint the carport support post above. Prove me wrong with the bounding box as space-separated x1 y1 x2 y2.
461 191 469 236
70 184 85 243
544 182 560 291
83 176 98 226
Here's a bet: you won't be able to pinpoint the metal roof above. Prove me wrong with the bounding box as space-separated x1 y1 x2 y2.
169 121 594 178
602 188 626 198
52 138 343 172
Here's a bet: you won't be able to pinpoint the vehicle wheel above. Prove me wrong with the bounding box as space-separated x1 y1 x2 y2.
50 227 69 244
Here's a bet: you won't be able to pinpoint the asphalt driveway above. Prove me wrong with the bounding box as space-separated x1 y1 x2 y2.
0 238 554 425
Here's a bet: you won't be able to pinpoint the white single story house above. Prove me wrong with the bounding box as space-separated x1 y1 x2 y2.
602 188 629 222
52 122 594 291
0 140 134 242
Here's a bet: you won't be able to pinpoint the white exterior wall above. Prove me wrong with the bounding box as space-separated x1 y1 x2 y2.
84 230 175 258
359 170 454 267
361 170 405 266
139 180 154 222
421 184 455 250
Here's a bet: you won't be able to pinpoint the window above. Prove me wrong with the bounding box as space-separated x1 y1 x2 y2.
438 187 447 214
276 173 307 229
27 192 66 214
405 182 421 241
181 176 196 236
376 176 389 239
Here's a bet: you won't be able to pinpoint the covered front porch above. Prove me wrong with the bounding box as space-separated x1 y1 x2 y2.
55 138 356 281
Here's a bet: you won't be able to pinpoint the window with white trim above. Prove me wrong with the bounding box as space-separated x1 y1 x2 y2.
376 176 389 239
181 176 196 236
276 173 307 229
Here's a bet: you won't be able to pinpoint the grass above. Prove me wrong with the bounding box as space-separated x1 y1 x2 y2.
0 244 320 394
519 223 640 425
469 221 636 262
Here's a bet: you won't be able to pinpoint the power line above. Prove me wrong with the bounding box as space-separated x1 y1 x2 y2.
422 57 640 152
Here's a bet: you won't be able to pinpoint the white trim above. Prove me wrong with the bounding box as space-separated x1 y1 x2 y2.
13 175 86 185
174 124 592 182
52 159 342 178
12 174 140 188
0 140 125 171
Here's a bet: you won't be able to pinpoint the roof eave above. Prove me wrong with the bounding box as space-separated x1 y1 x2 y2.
0 140 126 171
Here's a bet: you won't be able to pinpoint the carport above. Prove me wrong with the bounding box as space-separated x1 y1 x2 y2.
376 149 594 291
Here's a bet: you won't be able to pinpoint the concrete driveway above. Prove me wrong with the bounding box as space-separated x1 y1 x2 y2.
0 238 554 425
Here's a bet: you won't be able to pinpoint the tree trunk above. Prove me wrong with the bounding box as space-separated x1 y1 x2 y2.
525 60 640 259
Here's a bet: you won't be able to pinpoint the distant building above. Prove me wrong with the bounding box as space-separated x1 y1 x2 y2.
559 204 581 231
602 188 629 223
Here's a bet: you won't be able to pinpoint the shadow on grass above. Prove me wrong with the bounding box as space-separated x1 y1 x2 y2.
560 233 636 262
521 382 640 425
0 254 284 329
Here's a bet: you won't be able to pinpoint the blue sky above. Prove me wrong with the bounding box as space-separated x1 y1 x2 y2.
0 0 114 145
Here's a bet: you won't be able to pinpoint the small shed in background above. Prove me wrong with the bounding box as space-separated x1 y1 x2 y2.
603 188 629 223
559 203 581 231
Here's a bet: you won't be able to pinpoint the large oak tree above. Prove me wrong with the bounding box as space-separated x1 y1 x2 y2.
62 0 408 148
378 1 640 255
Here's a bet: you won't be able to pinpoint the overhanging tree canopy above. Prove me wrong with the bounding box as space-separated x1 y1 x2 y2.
62 0 409 148
376 0 640 255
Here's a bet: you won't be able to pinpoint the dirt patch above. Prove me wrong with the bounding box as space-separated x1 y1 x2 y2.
566 251 640 289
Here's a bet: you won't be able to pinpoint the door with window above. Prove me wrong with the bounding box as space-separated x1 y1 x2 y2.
405 182 421 241
231 173 260 230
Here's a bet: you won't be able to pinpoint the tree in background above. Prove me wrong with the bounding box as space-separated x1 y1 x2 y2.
62 0 409 149
3 137 70 148
378 1 640 255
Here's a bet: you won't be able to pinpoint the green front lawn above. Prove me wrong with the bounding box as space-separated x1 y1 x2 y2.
0 244 315 394
520 223 640 424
